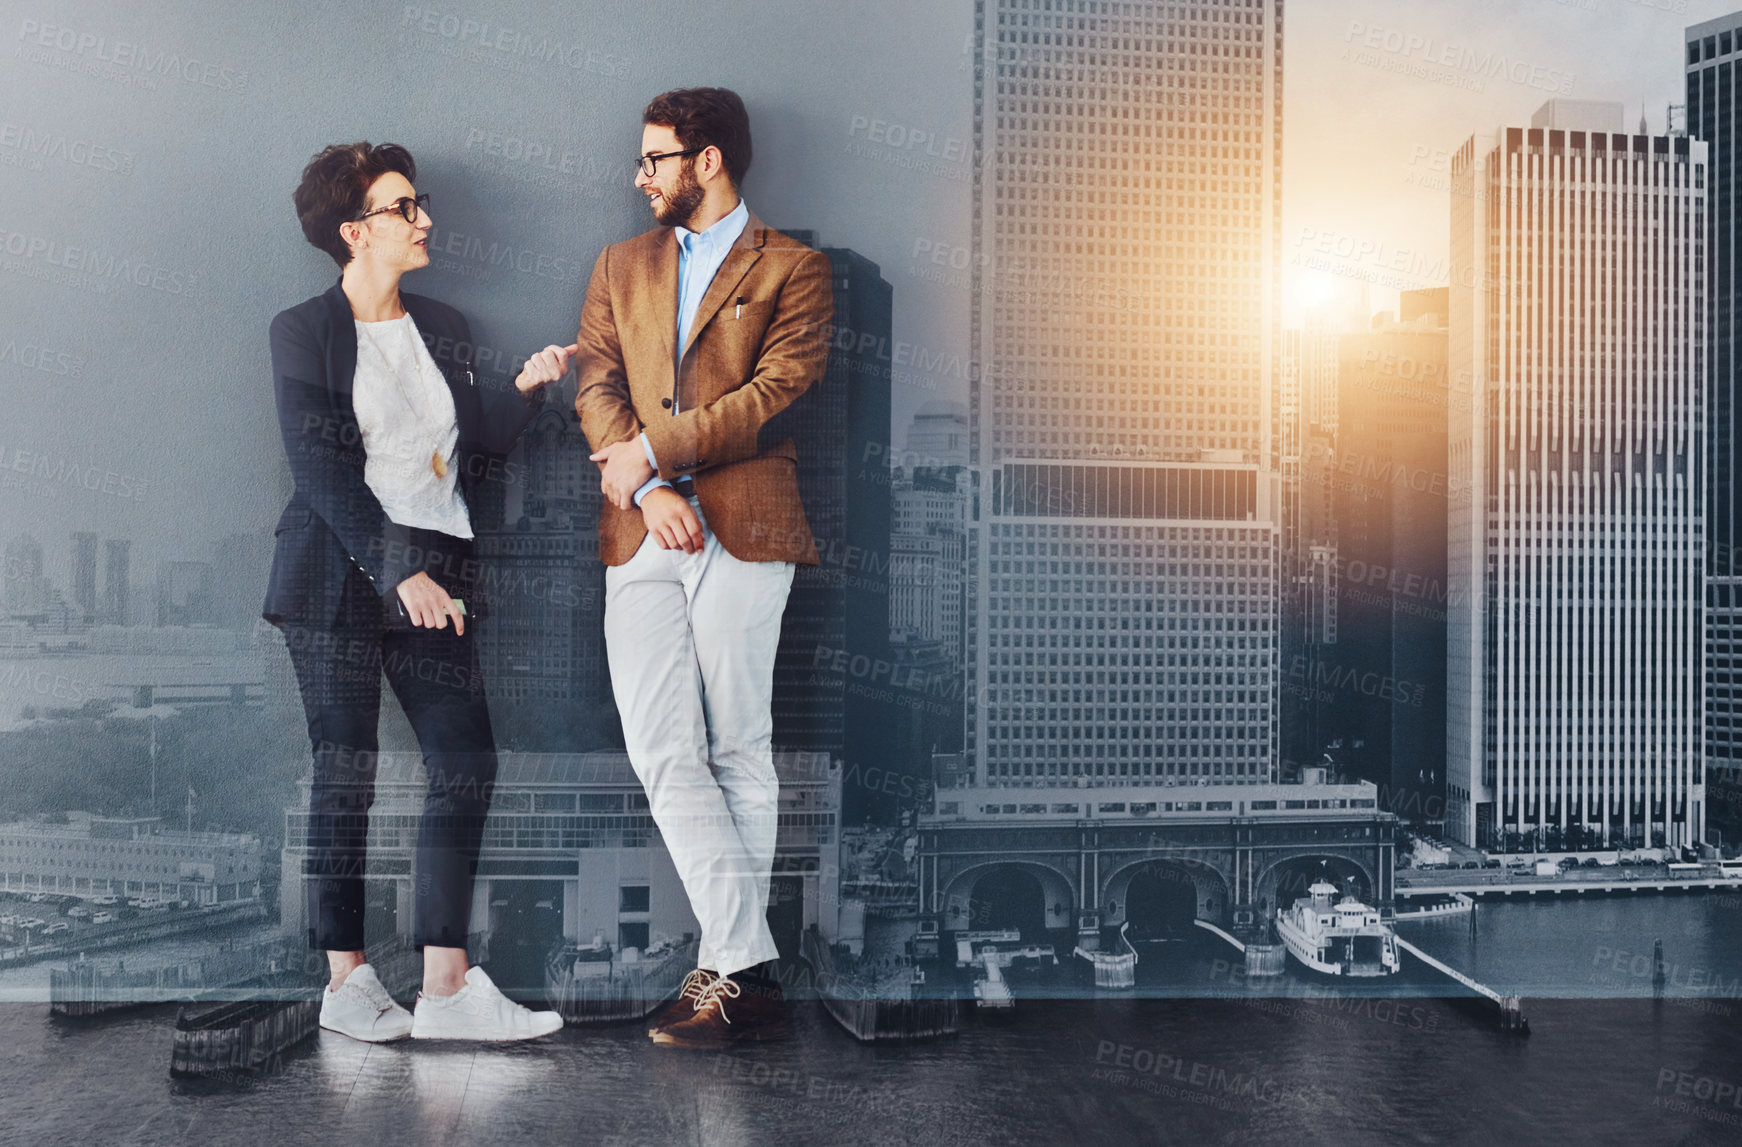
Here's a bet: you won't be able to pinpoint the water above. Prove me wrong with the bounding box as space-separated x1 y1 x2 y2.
2 894 1740 1145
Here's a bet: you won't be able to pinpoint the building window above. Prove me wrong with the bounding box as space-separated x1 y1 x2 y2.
618 885 650 913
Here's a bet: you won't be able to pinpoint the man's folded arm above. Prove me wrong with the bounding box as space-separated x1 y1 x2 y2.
640 249 833 480
632 434 673 506
574 246 645 454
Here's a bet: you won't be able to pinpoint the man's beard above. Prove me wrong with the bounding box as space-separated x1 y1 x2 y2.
651 159 707 228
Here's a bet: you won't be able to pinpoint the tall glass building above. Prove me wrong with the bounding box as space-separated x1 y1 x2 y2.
1446 101 1706 852
1687 16 1742 809
964 0 1284 787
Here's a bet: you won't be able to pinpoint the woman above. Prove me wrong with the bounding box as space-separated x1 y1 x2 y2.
264 142 575 1042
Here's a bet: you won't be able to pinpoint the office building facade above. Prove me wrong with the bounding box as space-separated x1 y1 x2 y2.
965 0 1284 786
1447 103 1706 851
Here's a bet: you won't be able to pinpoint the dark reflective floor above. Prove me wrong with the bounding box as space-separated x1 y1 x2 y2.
6 992 1742 1146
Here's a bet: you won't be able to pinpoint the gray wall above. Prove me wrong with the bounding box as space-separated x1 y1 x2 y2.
0 0 972 582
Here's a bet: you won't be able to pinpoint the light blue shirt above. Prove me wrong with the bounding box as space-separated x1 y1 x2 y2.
634 197 751 506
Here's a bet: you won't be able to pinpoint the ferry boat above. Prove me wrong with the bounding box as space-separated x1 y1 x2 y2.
1275 881 1400 977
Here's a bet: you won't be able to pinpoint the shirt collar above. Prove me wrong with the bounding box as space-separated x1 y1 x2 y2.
674 197 749 254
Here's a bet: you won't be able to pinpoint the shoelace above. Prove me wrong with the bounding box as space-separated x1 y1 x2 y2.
675 969 717 1008
690 976 742 1025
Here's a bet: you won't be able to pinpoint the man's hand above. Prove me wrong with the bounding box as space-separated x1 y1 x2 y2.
395 571 464 635
589 438 655 510
515 343 578 392
641 487 704 553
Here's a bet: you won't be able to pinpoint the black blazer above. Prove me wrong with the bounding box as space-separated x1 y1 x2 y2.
263 277 541 630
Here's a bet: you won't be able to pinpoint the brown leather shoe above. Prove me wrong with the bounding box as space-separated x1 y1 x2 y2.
650 972 789 1048
647 968 717 1037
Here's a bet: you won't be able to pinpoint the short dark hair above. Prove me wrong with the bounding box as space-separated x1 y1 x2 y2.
642 88 752 187
292 142 417 267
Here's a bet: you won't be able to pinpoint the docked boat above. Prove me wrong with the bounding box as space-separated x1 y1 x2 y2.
1276 881 1400 977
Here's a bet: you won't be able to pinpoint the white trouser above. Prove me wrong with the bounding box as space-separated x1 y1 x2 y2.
603 494 794 977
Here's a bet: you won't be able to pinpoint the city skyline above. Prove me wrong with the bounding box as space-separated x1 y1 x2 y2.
5 2 1732 576
7 9 1742 1142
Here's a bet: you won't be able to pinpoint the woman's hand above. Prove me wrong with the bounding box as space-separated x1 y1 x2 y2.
395 571 464 635
515 343 577 392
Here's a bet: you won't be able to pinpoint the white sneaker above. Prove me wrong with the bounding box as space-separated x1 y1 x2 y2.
319 963 413 1042
410 966 564 1042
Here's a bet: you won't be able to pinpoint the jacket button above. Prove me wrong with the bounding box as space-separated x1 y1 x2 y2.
661 397 672 409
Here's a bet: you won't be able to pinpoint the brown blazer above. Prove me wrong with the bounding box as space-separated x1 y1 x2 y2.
574 211 831 566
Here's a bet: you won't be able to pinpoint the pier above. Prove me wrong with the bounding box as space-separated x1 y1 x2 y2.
543 939 697 1024
1074 923 1138 989
169 992 321 1078
802 929 959 1042
1396 874 1742 900
0 901 266 969
1393 935 1528 1034
48 934 417 1017
1192 919 1286 976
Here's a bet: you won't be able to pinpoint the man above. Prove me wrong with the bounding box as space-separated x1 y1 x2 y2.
574 87 831 1048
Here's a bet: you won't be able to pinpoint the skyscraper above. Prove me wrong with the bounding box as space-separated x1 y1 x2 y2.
965 0 1283 786
1447 101 1706 852
1687 15 1742 820
101 538 130 627
765 235 897 813
891 402 970 652
2 535 48 618
70 532 97 624
155 560 216 627
473 402 608 747
1330 296 1448 812
1281 309 1352 777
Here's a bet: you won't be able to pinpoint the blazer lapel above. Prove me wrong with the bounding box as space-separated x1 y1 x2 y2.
640 229 680 388
321 277 358 411
679 214 766 362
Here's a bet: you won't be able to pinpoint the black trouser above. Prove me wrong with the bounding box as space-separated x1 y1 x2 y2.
284 559 495 952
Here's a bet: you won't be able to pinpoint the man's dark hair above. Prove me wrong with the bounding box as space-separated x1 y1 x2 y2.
292 142 418 267
643 88 752 187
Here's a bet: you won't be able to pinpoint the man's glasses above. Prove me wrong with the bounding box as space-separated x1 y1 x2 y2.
355 192 430 224
638 149 703 178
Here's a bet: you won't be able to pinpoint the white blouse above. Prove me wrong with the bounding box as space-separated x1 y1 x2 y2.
351 313 473 539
